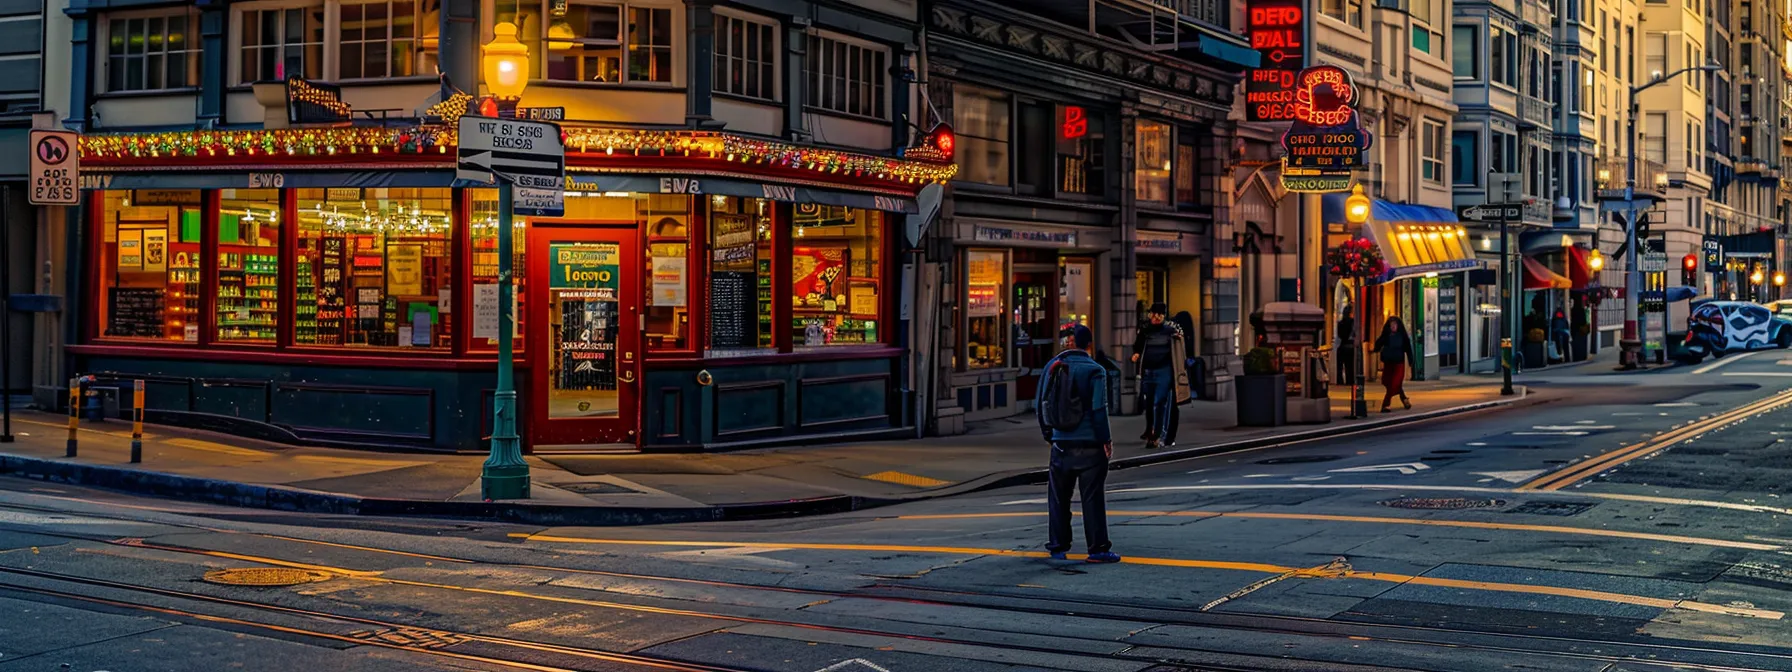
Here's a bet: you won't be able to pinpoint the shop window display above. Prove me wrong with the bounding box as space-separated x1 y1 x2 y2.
96 190 203 342
216 189 282 343
790 205 883 348
706 196 774 355
470 189 525 352
641 195 691 351
293 188 452 348
965 249 1008 369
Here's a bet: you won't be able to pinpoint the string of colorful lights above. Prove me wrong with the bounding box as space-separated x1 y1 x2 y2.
79 125 959 185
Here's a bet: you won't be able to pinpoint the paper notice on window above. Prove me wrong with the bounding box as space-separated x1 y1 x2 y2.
474 284 499 340
439 288 452 313
652 257 687 307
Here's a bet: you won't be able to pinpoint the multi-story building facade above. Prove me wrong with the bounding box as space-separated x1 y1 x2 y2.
1226 0 1466 386
1704 0 1787 303
3 0 56 409
1453 0 1560 367
55 0 956 452
920 0 1254 430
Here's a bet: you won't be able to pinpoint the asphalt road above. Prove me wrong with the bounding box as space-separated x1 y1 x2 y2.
6 356 1792 671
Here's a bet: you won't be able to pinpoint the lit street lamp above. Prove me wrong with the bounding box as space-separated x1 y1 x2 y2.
1622 63 1721 369
1344 184 1370 419
480 23 532 501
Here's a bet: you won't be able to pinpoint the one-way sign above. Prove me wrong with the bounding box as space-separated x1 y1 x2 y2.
457 115 566 217
1455 204 1521 221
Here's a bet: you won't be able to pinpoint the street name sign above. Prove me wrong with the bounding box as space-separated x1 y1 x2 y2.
29 130 79 206
457 115 565 217
1455 204 1521 221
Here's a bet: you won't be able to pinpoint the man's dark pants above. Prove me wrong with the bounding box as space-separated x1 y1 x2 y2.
1046 441 1111 554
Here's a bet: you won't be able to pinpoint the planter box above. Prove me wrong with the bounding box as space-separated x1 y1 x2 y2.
1235 374 1287 427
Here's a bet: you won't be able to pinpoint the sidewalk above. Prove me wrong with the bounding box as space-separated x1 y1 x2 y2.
0 377 1528 526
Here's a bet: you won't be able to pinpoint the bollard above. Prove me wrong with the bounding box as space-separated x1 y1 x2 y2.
65 377 77 458
129 380 145 463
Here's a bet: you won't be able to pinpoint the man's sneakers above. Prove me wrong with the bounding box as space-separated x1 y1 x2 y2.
1048 550 1068 560
1086 551 1122 564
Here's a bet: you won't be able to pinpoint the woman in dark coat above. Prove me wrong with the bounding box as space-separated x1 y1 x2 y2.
1372 316 1413 412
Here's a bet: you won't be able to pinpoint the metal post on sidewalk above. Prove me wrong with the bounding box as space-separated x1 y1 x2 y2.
129 380 144 463
481 179 529 500
1500 209 1515 396
65 377 77 457
0 188 12 443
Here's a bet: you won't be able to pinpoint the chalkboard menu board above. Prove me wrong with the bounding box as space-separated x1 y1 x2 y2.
710 271 755 349
108 288 165 338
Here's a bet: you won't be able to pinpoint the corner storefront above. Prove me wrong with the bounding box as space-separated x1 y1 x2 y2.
72 125 953 452
1326 196 1484 381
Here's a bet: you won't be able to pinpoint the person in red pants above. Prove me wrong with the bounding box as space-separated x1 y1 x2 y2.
1372 317 1414 413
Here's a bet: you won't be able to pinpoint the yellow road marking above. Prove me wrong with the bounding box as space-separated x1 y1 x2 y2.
1521 388 1792 491
890 510 1781 551
113 539 380 577
861 471 951 488
164 438 268 458
507 533 1782 619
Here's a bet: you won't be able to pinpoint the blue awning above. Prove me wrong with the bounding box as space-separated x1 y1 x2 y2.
1323 193 1485 283
1197 34 1261 68
1640 286 1700 302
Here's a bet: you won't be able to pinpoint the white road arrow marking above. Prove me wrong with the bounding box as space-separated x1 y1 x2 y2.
1473 469 1548 483
1327 462 1431 475
814 659 893 672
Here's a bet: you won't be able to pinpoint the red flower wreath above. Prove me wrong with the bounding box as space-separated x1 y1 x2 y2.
1325 237 1387 280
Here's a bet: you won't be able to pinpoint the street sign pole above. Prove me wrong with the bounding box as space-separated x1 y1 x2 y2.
459 114 565 501
481 179 528 500
1499 208 1514 396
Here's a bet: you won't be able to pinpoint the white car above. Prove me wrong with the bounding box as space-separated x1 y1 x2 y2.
1682 301 1792 362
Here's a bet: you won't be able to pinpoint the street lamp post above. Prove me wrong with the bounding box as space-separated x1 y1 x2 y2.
1344 185 1371 419
1623 64 1719 369
480 22 531 501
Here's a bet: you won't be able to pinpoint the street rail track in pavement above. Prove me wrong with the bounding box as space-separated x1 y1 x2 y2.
1 516 1789 672
1520 386 1792 491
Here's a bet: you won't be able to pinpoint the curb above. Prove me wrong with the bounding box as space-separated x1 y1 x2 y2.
0 391 1526 527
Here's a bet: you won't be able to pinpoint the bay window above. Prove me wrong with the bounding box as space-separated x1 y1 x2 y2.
103 7 201 93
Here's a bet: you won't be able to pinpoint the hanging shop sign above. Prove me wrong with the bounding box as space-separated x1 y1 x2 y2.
1243 0 1307 122
1703 237 1724 272
1278 65 1371 193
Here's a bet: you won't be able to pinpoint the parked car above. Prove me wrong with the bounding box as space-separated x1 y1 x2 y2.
1678 301 1792 363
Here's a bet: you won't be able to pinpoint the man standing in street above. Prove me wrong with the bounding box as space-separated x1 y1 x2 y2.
1037 324 1119 564
1132 303 1188 448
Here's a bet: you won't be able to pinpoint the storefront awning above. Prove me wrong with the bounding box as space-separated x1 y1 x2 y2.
1639 286 1700 302
83 170 457 190
1343 199 1485 283
1567 245 1599 290
1522 256 1572 290
556 174 918 213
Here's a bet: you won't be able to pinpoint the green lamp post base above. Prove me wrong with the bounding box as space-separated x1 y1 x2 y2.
481 464 531 500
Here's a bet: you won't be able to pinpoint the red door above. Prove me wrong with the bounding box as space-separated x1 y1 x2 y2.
528 225 641 447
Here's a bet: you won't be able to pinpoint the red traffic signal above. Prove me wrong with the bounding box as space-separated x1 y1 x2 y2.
927 124 956 160
1682 254 1698 271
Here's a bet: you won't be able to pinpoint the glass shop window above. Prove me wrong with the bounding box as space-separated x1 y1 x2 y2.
470 188 525 351
641 195 692 351
96 190 204 342
706 195 775 355
215 189 282 344
964 249 1008 369
790 204 884 348
293 188 452 348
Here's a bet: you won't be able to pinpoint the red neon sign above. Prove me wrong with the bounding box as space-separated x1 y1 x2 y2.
1294 66 1356 127
1243 0 1307 122
1061 106 1088 140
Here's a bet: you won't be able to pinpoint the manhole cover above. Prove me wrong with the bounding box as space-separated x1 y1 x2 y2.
1254 455 1343 464
1507 500 1597 517
1379 497 1506 510
202 568 331 587
558 482 635 495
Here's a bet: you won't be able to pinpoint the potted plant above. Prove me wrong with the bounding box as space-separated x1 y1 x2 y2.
1235 346 1287 427
1523 328 1548 370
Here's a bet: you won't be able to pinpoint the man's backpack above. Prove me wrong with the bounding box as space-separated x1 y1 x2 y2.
1039 359 1088 432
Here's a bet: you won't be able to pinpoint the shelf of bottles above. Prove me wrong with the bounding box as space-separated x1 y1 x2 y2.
216 252 278 342
755 257 774 348
166 247 200 340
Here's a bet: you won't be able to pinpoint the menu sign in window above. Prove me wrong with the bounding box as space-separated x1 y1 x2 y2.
107 288 165 338
709 272 753 349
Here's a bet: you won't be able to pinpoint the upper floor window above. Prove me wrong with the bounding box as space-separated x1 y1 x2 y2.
338 0 431 80
1421 119 1446 185
512 1 674 84
714 11 776 100
1451 131 1478 186
1320 0 1363 28
1490 27 1516 89
103 7 201 93
1135 120 1173 206
238 6 326 84
1452 26 1478 79
952 84 1011 187
806 32 888 119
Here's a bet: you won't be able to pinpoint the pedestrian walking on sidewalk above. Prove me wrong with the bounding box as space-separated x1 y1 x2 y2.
1131 303 1189 449
1372 317 1413 413
1037 324 1119 564
1336 306 1358 391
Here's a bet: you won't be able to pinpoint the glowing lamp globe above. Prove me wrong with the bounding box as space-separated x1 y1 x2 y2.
483 23 530 99
1344 184 1371 225
1588 250 1604 271
1777 271 1787 287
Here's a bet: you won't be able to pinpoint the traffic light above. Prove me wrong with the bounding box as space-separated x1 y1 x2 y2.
1682 254 1698 286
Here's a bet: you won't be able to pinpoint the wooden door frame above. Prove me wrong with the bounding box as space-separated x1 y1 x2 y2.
526 221 642 447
